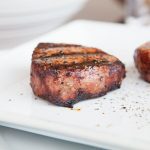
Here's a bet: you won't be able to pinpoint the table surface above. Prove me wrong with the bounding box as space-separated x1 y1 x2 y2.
0 125 102 150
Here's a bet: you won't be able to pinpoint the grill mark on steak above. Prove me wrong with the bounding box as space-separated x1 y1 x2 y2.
33 50 118 70
31 43 126 107
33 60 123 78
33 45 105 59
39 51 103 59
34 53 115 66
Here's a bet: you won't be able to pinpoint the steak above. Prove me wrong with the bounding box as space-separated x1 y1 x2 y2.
134 42 150 82
31 43 126 107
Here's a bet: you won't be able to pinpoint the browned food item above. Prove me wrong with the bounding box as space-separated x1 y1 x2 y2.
134 42 150 82
31 43 126 107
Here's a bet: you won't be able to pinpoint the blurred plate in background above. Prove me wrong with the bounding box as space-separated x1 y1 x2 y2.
0 0 87 39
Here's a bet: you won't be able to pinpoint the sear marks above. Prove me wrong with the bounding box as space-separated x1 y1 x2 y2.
31 43 126 107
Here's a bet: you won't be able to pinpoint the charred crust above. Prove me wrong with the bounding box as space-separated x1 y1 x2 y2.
32 60 125 79
53 99 79 108
31 43 126 107
66 72 71 77
109 60 126 77
36 43 82 50
99 76 104 81
39 52 102 58
109 82 121 91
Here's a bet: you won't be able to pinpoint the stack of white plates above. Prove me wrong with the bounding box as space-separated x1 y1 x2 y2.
0 0 87 39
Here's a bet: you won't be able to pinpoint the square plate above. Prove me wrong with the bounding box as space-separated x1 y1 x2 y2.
0 20 150 150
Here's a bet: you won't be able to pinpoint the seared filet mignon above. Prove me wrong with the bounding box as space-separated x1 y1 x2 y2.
134 42 150 82
31 43 125 107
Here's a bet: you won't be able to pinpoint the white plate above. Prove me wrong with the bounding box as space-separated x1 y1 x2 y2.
0 20 150 150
